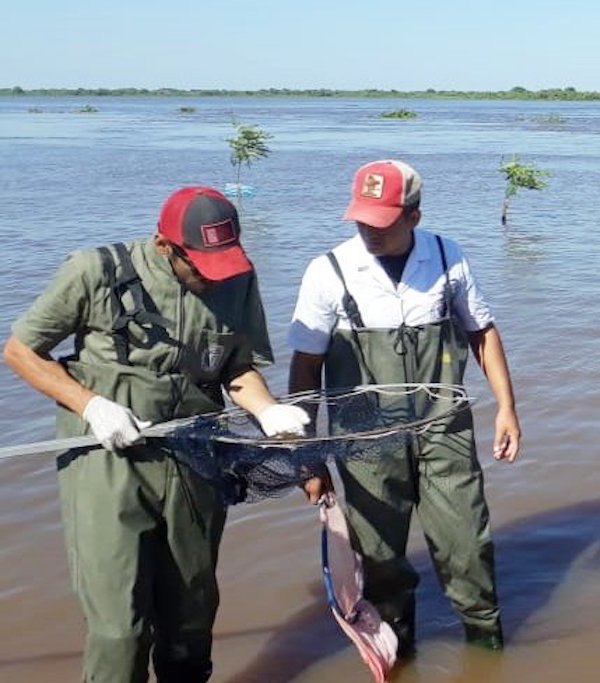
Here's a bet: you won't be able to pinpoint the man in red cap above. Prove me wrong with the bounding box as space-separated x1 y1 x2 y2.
288 160 521 656
4 186 308 683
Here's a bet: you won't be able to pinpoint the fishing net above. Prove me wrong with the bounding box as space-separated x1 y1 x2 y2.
163 383 472 504
0 383 473 504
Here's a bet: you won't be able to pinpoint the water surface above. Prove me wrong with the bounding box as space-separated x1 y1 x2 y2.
1 96 599 682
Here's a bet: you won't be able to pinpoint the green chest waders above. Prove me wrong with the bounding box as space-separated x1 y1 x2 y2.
58 244 227 683
323 236 501 649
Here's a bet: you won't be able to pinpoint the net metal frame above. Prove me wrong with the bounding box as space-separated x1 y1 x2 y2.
206 382 474 448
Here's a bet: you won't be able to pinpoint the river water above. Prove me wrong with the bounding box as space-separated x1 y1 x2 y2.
0 96 599 682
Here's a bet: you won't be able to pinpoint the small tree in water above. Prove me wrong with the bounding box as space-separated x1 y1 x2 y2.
226 122 273 201
499 155 549 225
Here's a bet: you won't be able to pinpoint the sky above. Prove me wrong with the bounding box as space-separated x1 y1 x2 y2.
2 0 599 91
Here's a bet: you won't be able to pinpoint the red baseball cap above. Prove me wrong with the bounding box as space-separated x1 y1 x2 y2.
343 160 422 228
158 187 253 281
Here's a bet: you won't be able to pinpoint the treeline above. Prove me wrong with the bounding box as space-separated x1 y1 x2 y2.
3 86 600 100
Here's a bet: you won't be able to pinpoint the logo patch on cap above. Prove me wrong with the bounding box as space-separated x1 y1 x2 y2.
361 173 384 199
200 219 237 248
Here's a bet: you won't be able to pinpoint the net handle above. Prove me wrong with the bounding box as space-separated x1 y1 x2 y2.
0 414 216 461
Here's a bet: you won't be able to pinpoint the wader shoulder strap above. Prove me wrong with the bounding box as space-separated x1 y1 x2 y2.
434 234 453 318
326 251 365 328
326 251 377 384
97 243 171 365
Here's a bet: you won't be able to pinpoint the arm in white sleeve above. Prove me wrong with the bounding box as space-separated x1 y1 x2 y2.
287 256 340 354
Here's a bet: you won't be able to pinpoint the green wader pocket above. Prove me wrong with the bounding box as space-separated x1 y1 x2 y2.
178 330 236 384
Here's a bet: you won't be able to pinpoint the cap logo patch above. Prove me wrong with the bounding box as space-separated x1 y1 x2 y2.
361 173 384 199
201 219 237 248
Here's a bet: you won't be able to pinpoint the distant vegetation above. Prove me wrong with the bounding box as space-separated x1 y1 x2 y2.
3 86 600 101
75 104 98 113
379 109 418 119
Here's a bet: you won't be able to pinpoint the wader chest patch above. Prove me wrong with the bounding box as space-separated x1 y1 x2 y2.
201 343 225 372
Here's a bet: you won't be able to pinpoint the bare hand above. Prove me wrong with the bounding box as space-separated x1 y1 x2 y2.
302 468 334 504
493 406 521 462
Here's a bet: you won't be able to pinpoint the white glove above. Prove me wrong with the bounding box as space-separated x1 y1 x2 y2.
256 404 311 438
82 396 152 451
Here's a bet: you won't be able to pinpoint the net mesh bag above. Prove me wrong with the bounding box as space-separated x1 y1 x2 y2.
162 383 472 504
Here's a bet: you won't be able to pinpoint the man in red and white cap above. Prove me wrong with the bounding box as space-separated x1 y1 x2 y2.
288 160 521 657
4 186 308 683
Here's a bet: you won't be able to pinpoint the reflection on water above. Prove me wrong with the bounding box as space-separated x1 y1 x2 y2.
1 96 599 681
212 501 600 683
501 225 547 263
3 486 596 683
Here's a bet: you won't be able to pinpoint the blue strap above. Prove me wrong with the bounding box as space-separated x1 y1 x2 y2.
320 510 359 624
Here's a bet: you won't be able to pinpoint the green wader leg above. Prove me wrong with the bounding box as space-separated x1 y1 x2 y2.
151 458 226 682
415 415 502 642
324 300 502 649
336 436 419 646
58 445 226 683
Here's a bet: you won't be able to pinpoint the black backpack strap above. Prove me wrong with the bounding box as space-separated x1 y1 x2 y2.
97 245 130 365
326 251 365 328
434 235 452 318
98 243 171 365
111 243 171 330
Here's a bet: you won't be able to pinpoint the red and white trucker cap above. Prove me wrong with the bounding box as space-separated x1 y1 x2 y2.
343 160 422 229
